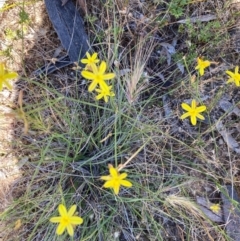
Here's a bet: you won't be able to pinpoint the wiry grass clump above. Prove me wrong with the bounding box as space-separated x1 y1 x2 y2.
0 0 240 241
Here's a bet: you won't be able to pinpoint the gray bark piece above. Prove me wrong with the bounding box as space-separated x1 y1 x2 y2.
33 0 89 75
219 99 240 117
221 185 240 240
196 196 223 223
44 0 89 62
216 120 240 154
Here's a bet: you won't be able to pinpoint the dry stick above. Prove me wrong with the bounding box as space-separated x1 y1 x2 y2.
118 139 150 172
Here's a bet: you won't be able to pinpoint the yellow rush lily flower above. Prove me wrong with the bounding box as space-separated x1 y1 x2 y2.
195 57 211 76
50 204 83 236
101 164 132 195
180 99 206 126
95 85 115 103
81 52 100 70
0 62 18 91
81 61 115 92
226 66 240 87
209 203 220 214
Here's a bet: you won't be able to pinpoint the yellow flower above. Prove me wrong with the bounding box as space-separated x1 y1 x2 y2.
100 164 132 195
81 52 100 69
14 219 22 231
209 203 220 213
180 99 206 126
226 66 240 87
50 204 83 237
195 57 211 76
81 61 115 92
0 63 18 91
95 85 115 103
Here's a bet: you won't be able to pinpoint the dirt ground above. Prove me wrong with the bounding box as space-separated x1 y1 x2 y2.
1 0 240 240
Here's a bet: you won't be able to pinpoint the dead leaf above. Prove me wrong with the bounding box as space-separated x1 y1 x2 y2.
177 14 217 24
196 196 223 223
216 120 240 153
219 99 240 116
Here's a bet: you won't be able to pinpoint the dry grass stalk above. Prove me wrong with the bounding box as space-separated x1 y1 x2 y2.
165 194 205 219
125 38 155 104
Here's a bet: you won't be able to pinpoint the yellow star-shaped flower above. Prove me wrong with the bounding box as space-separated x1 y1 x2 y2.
195 57 211 76
81 61 115 92
180 99 206 126
226 66 240 87
50 204 83 236
81 52 100 70
95 85 115 103
209 203 220 213
100 164 132 195
0 63 18 91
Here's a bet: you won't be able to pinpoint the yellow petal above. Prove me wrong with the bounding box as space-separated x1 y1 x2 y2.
91 63 98 74
113 184 120 195
103 180 114 188
119 173 127 179
100 175 111 181
81 59 89 64
102 73 115 80
196 106 206 113
120 180 132 187
4 72 18 80
56 223 66 235
69 216 83 225
81 71 95 80
196 113 205 120
202 60 210 68
68 205 77 216
86 52 90 59
226 78 234 84
181 103 191 111
99 61 106 75
0 81 3 91
88 81 97 92
104 95 108 103
235 66 239 74
0 63 5 75
99 81 109 90
50 216 61 223
191 100 196 109
66 224 74 236
58 204 67 216
199 68 204 76
96 93 104 100
197 57 201 64
109 166 118 177
180 112 190 120
92 52 98 60
190 116 197 125
3 80 13 90
226 70 234 78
